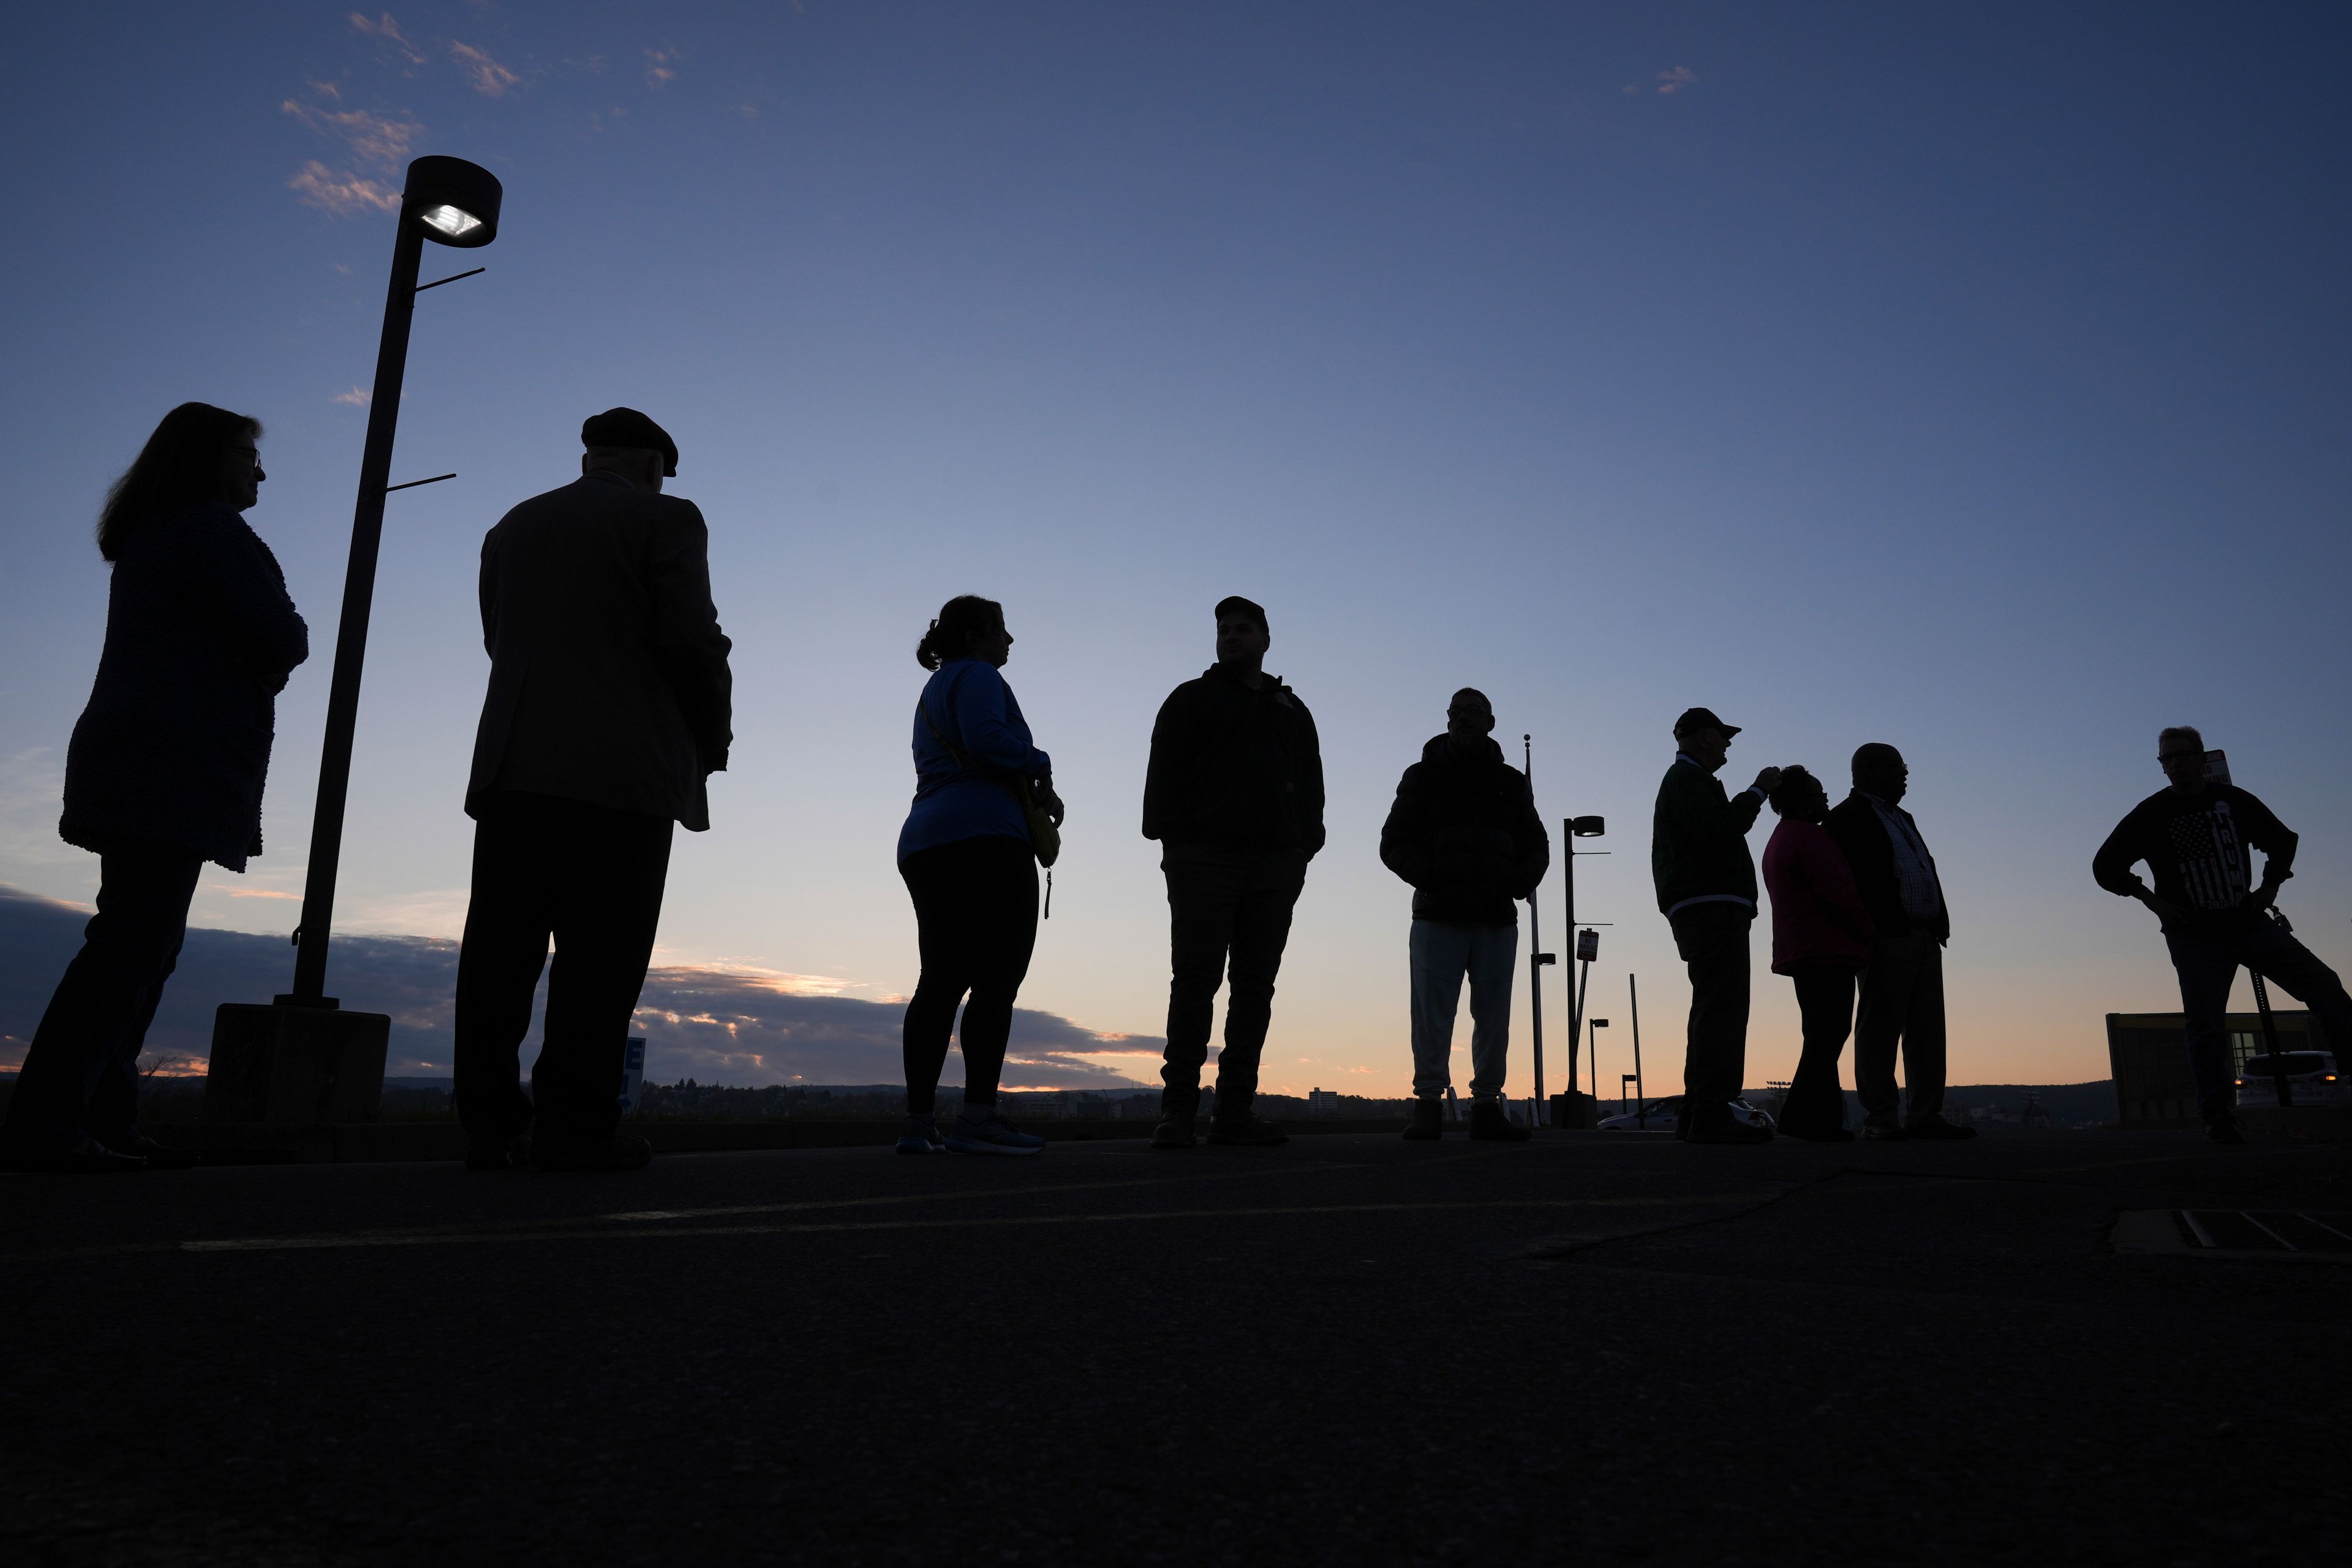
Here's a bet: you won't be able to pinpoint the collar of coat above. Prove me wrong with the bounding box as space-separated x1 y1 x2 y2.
1202 663 1296 706
1422 732 1505 768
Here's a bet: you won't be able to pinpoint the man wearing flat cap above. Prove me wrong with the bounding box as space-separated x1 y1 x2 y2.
1650 707 1782 1144
454 408 733 1172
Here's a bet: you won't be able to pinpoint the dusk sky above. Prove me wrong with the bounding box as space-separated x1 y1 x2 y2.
3 3 2347 1096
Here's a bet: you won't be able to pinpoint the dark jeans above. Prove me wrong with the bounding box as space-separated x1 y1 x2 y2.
1161 844 1308 1115
1780 964 1856 1137
899 834 1039 1115
2166 920 2352 1122
1670 903 1752 1109
1855 933 1946 1127
3 840 203 1147
454 791 673 1149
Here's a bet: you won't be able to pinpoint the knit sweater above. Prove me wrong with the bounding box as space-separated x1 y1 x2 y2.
1650 755 1764 917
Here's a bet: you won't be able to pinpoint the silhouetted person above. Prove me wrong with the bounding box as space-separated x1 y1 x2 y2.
453 410 731 1172
1761 766 1871 1142
1651 707 1781 1144
1143 595 1324 1149
1379 689 1548 1142
895 595 1063 1157
1826 744 1973 1140
2093 726 2352 1145
1 403 306 1174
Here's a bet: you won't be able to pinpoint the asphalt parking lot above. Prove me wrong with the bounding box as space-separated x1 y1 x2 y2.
4 1129 2345 1566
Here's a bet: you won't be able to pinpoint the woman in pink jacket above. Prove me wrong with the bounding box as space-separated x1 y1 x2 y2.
1761 767 1875 1141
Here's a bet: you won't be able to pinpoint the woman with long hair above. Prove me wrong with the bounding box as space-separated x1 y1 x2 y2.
894 595 1063 1156
1 403 309 1172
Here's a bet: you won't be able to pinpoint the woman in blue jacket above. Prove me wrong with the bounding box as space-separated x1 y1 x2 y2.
2 404 308 1172
896 595 1062 1155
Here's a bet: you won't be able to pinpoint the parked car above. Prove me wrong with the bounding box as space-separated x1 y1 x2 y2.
1597 1095 1776 1132
2236 1051 2346 1109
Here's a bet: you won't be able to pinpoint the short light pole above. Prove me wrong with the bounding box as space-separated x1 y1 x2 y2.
1628 973 1648 1128
205 156 503 1128
1588 1017 1609 1104
1568 924 1598 1109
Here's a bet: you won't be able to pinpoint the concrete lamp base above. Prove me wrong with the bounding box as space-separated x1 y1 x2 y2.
203 1003 390 1125
1549 1091 1599 1129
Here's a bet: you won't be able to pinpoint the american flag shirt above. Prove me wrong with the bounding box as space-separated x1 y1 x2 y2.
2092 784 2297 938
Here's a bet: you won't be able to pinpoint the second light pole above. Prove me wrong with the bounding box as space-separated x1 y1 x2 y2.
1555 813 1605 1127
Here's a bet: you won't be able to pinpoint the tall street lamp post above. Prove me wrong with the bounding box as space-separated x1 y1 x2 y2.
203 156 503 1128
1550 813 1605 1127
1522 737 1557 1122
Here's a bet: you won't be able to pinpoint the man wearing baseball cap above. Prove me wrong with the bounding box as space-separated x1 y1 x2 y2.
453 408 733 1172
1651 708 1782 1143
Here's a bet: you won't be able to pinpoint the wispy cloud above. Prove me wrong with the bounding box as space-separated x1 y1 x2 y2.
282 91 422 217
331 386 371 407
288 160 402 216
1624 66 1698 97
350 10 427 67
282 99 421 172
449 41 520 97
645 47 680 87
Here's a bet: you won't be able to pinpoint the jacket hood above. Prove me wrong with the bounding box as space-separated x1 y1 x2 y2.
1421 733 1505 767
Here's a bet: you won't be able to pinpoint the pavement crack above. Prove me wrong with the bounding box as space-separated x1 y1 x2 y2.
161 1194 1778 1255
1525 1168 1850 1262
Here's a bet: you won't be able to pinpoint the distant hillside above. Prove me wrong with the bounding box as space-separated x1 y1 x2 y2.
0 884 1159 1091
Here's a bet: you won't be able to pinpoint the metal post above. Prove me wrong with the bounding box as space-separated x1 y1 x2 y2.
283 219 426 1006
1569 935 1597 1096
2250 910 2297 1139
1629 973 1646 1128
1525 737 1554 1120
1563 818 1578 1101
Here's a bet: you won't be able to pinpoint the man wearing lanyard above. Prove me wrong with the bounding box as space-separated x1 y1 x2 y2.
1827 744 1973 1140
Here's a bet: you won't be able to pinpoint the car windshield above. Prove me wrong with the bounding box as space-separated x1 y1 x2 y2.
2242 1054 2329 1077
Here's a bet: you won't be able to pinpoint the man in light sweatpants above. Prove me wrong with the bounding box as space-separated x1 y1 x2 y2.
1379 689 1550 1142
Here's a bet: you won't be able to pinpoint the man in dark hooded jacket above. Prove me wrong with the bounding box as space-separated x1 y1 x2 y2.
1379 689 1549 1141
